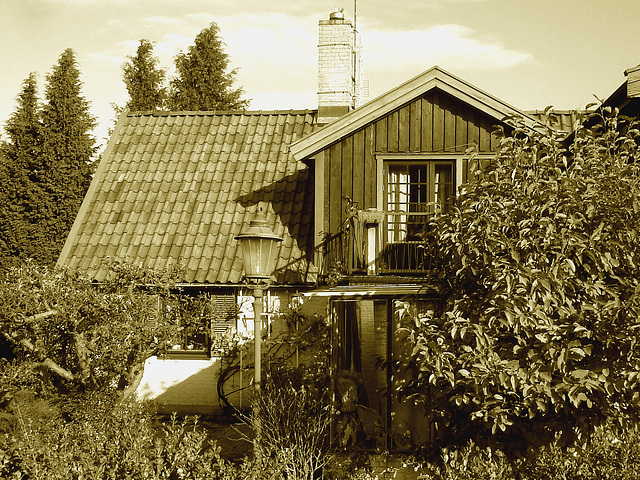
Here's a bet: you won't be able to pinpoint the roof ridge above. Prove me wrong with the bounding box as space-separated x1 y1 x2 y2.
126 109 318 118
526 108 587 114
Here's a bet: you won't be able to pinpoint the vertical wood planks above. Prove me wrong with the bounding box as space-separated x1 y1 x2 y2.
375 117 387 153
365 125 376 209
323 146 331 236
320 90 508 235
444 96 457 152
421 96 433 152
456 112 468 153
352 128 365 209
433 92 445 152
329 142 342 233
387 110 399 153
410 100 421 152
398 104 411 152
478 113 494 152
342 135 354 207
467 108 480 150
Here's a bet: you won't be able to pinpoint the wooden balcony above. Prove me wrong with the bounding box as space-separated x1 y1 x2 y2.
318 213 437 282
378 240 435 274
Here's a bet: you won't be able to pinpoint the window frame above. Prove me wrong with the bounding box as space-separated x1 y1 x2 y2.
377 154 464 243
375 153 494 274
376 153 465 209
384 159 455 243
163 291 239 360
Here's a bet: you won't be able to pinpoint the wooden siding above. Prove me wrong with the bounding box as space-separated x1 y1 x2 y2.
324 89 501 234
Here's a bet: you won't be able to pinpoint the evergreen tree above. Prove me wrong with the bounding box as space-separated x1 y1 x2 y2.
0 73 45 269
122 39 166 111
38 48 97 266
168 22 249 111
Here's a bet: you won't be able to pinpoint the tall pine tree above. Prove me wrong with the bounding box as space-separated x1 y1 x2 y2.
168 23 249 111
0 73 45 269
38 48 96 266
122 39 167 111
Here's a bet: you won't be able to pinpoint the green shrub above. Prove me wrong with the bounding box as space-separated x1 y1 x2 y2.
0 396 240 479
250 365 332 480
412 423 640 480
516 424 640 480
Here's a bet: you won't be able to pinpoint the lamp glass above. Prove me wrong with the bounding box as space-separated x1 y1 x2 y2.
235 207 284 281
239 236 280 279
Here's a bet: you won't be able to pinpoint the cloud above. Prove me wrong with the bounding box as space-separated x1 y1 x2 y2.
216 13 316 68
27 0 128 5
184 12 217 25
84 51 125 67
214 13 318 107
155 33 193 58
248 90 316 111
365 24 532 71
143 16 186 27
127 12 320 104
433 0 493 3
360 24 533 98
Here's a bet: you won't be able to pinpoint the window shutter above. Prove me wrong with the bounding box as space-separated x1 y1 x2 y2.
212 293 237 336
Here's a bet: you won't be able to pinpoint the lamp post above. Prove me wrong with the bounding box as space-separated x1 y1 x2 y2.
234 206 283 392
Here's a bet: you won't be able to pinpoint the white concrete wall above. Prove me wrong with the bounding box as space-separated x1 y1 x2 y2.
136 356 226 415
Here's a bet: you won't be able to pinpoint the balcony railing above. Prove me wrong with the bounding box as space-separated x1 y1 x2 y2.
318 214 438 281
378 240 435 274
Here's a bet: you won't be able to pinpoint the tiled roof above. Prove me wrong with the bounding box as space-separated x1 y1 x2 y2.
526 109 584 135
57 110 318 286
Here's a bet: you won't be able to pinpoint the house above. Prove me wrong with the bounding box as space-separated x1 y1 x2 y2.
56 106 320 414
601 64 640 117
57 9 551 447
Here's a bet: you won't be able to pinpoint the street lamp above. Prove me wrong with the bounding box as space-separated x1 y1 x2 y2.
235 206 283 391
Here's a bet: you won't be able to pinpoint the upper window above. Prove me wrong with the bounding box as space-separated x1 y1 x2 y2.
384 160 454 244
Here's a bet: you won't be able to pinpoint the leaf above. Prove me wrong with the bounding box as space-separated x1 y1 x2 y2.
538 277 551 291
572 369 590 379
565 258 576 274
605 382 615 395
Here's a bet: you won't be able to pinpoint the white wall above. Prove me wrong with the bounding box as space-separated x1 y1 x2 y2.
135 290 329 415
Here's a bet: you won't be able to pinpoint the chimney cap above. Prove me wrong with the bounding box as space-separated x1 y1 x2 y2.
330 8 345 20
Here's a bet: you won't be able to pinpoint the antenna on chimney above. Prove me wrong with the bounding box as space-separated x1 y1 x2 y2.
354 0 357 31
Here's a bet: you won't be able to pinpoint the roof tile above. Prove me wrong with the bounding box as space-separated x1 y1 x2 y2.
58 110 317 285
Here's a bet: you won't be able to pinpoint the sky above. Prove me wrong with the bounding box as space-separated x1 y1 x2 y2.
1 0 639 149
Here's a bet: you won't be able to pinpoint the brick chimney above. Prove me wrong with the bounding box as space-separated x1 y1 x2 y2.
317 8 362 125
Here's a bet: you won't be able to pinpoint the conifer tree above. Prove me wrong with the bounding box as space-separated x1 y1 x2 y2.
122 39 166 111
168 22 249 111
0 73 45 269
38 48 96 266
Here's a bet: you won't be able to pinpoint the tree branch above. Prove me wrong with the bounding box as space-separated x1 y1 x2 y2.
41 358 76 382
26 309 58 322
2 328 77 383
118 359 147 403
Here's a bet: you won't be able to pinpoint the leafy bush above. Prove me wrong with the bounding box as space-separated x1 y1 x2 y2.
0 396 241 479
398 110 640 453
249 364 332 480
410 423 640 480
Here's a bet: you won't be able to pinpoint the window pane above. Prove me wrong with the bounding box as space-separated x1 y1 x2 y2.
434 163 454 213
386 163 431 243
384 159 454 249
